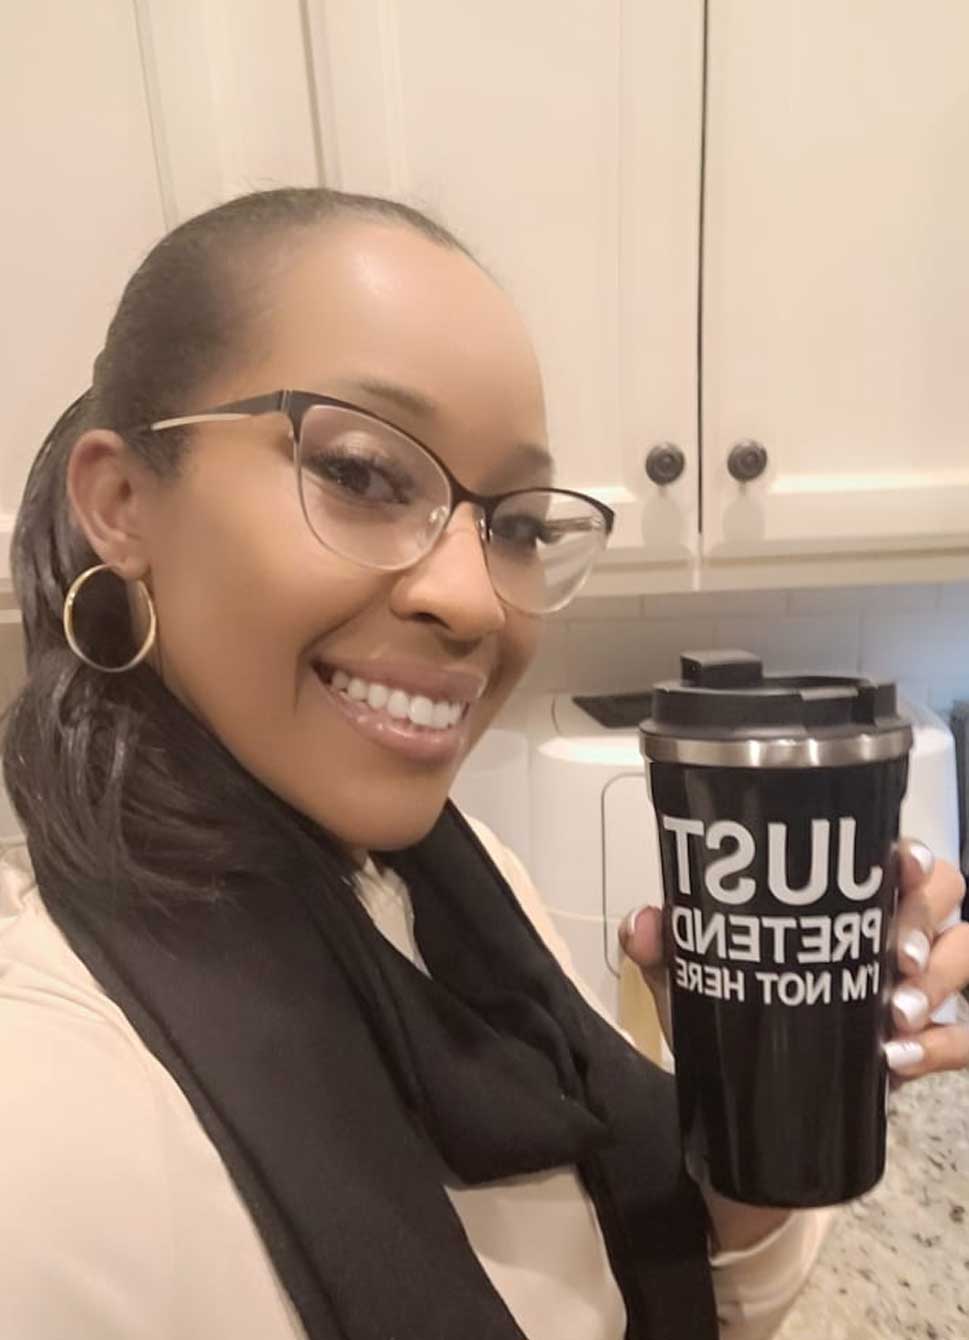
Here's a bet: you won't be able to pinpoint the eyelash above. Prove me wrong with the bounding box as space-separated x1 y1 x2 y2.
303 445 416 503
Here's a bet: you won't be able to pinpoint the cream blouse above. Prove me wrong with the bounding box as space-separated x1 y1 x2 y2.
0 818 831 1339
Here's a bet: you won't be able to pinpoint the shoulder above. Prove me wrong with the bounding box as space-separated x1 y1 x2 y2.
0 844 173 1150
0 848 173 1335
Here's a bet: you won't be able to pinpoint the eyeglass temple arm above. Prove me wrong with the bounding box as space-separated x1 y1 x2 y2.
149 392 289 434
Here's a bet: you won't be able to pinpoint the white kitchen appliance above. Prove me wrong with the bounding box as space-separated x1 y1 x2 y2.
524 692 961 1030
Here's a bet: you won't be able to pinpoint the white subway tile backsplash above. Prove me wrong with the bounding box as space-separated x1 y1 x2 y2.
557 595 642 623
516 581 969 713
938 582 969 611
713 615 860 675
787 584 934 615
860 612 969 679
707 616 772 663
517 565 969 705
640 589 788 620
928 678 969 716
496 558 969 718
515 621 571 694
566 616 715 693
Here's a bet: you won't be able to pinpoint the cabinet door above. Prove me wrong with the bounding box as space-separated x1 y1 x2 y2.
1 0 321 587
702 0 969 560
306 0 704 565
0 0 167 578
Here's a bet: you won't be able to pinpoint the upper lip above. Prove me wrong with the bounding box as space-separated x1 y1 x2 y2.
312 656 490 704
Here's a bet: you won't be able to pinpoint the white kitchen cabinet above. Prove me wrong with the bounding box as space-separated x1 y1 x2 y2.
4 1 968 599
306 0 969 592
305 0 704 566
0 0 166 572
0 0 318 585
701 0 969 563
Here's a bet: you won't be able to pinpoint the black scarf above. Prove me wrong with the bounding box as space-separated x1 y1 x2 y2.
38 802 716 1339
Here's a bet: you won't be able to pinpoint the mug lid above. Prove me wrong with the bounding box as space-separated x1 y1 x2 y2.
638 651 913 768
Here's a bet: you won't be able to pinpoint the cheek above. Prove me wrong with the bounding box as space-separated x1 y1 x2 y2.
146 474 376 738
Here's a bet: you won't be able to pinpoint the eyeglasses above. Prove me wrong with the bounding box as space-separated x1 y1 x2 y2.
145 390 614 615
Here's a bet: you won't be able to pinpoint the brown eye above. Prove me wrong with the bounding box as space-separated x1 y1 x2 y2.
303 445 416 505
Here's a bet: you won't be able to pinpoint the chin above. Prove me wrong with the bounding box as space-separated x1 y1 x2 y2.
314 787 454 855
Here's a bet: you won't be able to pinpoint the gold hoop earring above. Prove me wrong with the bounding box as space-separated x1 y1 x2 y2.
62 564 157 674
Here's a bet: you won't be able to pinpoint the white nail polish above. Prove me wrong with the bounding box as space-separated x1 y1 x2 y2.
620 906 646 941
901 930 931 972
884 1039 925 1072
909 842 935 878
892 985 929 1029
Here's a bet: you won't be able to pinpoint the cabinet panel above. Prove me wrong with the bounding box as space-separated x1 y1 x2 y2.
0 0 166 567
307 0 704 563
702 0 969 559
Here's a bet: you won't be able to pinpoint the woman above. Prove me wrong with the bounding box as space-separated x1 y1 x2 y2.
1 187 966 1340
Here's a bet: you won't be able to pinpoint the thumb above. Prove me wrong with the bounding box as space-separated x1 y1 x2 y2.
618 904 673 1049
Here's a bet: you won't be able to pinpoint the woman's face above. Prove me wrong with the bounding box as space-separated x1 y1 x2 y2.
130 222 548 852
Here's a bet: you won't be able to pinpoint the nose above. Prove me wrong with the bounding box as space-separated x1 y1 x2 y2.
389 502 506 638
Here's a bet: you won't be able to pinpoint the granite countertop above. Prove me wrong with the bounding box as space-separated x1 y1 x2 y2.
777 996 969 1339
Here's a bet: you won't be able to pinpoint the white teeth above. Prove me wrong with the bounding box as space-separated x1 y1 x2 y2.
367 682 389 710
386 689 411 720
325 666 465 729
408 695 434 727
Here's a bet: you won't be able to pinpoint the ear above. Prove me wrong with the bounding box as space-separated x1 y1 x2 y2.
66 431 155 580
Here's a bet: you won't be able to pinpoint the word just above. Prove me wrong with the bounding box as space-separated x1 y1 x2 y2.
662 814 885 905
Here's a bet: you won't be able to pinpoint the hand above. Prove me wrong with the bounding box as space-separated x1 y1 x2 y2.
883 838 969 1081
618 840 969 1249
618 895 791 1248
617 838 969 1077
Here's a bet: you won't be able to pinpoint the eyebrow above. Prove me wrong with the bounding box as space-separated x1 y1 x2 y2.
349 376 440 421
343 376 556 483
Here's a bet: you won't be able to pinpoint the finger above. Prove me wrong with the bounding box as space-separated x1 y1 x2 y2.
619 905 674 1048
894 842 965 975
893 840 936 974
920 858 967 927
618 904 665 976
884 1023 969 1079
891 920 969 1034
896 836 935 891
896 838 965 922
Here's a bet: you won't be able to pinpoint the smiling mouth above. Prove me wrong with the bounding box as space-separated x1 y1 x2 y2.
311 662 472 733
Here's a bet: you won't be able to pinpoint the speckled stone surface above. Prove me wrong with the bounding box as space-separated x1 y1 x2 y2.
777 997 969 1339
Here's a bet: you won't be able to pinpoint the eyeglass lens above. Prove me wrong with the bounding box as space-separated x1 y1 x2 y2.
295 404 607 613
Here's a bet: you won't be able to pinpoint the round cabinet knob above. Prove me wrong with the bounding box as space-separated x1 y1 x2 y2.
727 440 769 483
644 442 686 486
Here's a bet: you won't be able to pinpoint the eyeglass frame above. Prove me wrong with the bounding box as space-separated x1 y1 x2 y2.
143 389 616 596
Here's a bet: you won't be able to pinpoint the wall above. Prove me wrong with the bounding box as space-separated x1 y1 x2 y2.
510 580 969 717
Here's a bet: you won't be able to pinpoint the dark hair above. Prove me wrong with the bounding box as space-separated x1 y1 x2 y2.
3 187 475 912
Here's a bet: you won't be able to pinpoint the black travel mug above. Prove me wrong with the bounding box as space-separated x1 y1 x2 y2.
639 651 912 1207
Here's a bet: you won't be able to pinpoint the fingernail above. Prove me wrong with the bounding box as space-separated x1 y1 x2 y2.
620 906 647 942
900 929 931 973
908 841 935 878
892 985 930 1030
884 1039 925 1072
